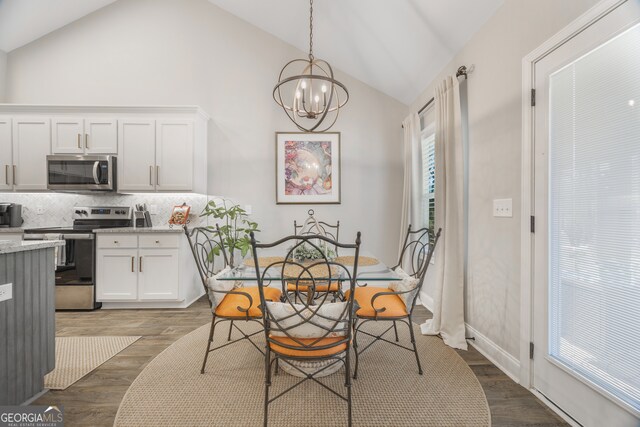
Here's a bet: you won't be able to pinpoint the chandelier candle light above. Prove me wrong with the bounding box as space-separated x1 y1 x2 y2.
273 0 349 132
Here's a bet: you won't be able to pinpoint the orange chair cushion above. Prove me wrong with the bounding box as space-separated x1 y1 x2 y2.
345 287 408 318
286 281 341 292
269 336 347 357
215 287 281 318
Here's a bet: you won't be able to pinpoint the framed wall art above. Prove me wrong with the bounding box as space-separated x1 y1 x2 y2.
275 132 341 204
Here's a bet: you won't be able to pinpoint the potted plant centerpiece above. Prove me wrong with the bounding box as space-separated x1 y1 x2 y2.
290 240 336 263
201 198 259 267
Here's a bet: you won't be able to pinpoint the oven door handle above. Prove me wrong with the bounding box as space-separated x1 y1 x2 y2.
92 161 100 185
62 234 95 240
25 234 94 240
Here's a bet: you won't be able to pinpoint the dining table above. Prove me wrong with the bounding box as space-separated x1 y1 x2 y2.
215 250 401 284
215 249 402 378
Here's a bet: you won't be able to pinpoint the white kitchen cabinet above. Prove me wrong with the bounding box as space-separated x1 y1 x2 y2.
52 118 118 154
138 249 179 300
51 117 84 154
96 232 200 308
96 249 138 301
12 117 51 191
156 120 194 191
117 120 156 191
0 105 208 194
0 117 12 190
85 119 117 154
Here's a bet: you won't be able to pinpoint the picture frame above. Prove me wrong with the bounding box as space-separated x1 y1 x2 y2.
275 132 341 204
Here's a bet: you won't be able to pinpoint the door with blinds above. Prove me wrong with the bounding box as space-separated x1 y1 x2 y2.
533 1 640 426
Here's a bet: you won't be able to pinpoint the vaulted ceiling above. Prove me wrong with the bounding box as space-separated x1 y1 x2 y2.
207 0 504 104
0 0 503 104
0 0 117 52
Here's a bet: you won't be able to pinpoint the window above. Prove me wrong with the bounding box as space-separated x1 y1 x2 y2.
421 111 435 229
548 22 640 410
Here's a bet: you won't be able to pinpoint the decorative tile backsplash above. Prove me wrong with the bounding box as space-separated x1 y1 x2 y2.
1 193 209 228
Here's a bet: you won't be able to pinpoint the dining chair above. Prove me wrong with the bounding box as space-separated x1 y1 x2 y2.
250 231 361 427
292 209 342 301
184 225 282 374
347 225 441 378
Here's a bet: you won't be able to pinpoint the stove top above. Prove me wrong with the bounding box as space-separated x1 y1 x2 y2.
24 206 133 234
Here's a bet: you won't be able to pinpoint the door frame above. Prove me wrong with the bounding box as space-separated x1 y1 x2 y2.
520 0 628 395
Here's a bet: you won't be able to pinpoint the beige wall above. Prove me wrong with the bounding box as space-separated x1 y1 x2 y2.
0 49 6 102
412 0 599 361
5 0 408 264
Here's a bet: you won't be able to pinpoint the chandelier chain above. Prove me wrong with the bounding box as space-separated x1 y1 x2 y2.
309 0 314 60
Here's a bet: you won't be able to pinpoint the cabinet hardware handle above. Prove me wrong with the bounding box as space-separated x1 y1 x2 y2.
5 165 8 185
12 165 16 185
155 240 160 244
77 133 81 149
156 166 159 186
149 166 153 186
139 256 143 272
114 240 119 244
85 133 89 149
131 256 135 272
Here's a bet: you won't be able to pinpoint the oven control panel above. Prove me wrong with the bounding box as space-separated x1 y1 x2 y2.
73 206 132 220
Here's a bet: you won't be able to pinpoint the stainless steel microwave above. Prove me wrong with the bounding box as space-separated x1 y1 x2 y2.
47 155 117 192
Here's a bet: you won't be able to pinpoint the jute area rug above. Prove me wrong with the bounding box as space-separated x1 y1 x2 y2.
115 322 490 426
44 336 140 390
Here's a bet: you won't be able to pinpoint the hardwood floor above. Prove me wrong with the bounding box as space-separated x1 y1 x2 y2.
34 299 567 427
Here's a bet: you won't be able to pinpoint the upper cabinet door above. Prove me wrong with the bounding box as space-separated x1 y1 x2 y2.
118 119 156 191
12 117 51 191
155 120 194 191
85 119 117 154
0 117 12 190
51 117 84 154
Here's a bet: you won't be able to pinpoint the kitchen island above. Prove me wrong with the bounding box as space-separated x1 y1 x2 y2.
0 240 64 405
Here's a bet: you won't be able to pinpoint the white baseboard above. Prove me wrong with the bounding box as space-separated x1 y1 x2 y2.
418 294 434 312
464 323 521 383
419 299 520 381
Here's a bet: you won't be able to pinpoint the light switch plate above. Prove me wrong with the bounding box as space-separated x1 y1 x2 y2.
0 283 12 302
493 198 513 217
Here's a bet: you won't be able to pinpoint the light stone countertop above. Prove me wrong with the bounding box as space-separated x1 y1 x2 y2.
0 240 65 255
0 228 25 233
93 226 184 234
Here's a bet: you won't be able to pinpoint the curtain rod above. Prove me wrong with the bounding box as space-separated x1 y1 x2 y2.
402 65 468 129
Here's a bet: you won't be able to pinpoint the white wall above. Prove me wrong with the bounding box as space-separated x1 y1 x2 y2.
0 49 7 101
5 0 407 264
412 0 599 368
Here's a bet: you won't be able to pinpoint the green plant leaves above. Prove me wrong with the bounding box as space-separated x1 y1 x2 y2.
200 198 259 264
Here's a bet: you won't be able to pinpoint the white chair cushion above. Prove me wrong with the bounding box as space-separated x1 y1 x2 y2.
205 266 241 311
388 267 420 308
266 301 348 338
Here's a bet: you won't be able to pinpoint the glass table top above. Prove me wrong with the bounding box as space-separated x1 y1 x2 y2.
216 250 400 282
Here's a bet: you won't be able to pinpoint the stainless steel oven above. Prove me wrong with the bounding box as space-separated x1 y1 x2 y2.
24 206 132 311
47 155 117 192
24 231 96 310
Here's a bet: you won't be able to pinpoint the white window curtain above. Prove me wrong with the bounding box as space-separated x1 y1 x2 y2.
399 112 422 254
421 76 467 350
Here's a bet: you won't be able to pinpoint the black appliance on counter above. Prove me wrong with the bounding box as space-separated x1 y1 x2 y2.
23 206 132 311
0 203 24 228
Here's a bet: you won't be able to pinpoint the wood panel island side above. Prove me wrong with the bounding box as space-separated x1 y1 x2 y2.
0 240 64 405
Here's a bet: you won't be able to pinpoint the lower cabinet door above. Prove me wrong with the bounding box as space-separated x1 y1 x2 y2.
138 249 180 300
96 249 138 301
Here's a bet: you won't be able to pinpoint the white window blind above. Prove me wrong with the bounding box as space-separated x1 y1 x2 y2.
421 132 435 229
548 23 640 411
